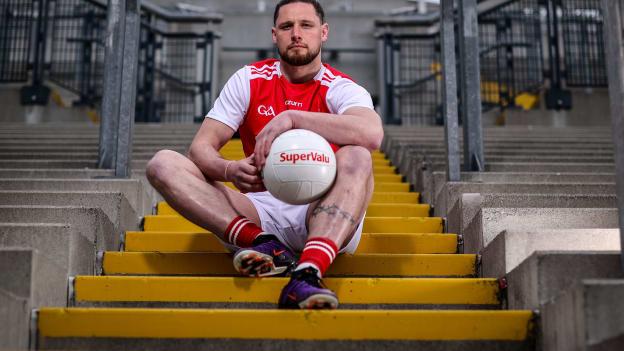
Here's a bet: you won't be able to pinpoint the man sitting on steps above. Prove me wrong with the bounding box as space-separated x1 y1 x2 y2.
146 0 383 309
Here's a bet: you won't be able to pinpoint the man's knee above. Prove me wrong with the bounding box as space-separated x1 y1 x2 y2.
145 149 180 186
336 146 372 177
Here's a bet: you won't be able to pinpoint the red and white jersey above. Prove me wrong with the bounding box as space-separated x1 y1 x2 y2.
206 58 374 156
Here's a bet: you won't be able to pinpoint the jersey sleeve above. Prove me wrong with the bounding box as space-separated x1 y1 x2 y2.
205 67 249 131
325 78 374 115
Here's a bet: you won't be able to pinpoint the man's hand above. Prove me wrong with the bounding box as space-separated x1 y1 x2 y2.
226 154 266 192
254 110 295 171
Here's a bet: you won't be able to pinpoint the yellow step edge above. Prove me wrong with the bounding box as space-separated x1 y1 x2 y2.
373 182 411 192
124 232 457 254
371 174 403 182
102 252 475 276
372 167 396 174
142 216 443 234
74 276 499 305
157 203 429 217
371 192 420 203
38 308 533 340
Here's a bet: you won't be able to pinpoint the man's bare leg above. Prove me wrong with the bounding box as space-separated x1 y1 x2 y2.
146 149 296 276
305 145 374 248
145 149 260 239
278 145 374 309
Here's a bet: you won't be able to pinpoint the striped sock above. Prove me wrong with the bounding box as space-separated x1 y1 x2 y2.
224 216 265 247
296 237 338 277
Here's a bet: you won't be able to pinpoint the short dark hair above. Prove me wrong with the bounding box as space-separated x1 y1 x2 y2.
273 0 325 25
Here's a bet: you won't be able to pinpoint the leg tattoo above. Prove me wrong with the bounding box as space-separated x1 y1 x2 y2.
312 204 357 226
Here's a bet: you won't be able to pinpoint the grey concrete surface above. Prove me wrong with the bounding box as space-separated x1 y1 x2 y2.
541 279 624 351
503 251 623 310
423 172 616 204
0 179 152 217
463 207 619 254
0 168 114 178
416 164 616 194
481 229 621 278
38 338 534 351
0 206 116 258
0 287 29 350
436 182 616 218
454 193 618 240
0 248 67 349
0 159 97 168
0 191 139 233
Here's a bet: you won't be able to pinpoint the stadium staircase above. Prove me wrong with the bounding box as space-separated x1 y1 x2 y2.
18 130 536 350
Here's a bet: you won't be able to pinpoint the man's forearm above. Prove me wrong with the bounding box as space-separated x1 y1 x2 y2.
188 144 231 181
289 109 383 150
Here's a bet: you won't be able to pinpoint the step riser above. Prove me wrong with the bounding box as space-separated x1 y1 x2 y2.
74 277 496 305
157 203 429 218
102 253 476 277
37 308 533 340
38 338 534 351
142 217 444 234
124 233 457 254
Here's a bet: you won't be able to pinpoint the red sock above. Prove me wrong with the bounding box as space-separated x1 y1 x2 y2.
297 237 338 276
224 216 264 247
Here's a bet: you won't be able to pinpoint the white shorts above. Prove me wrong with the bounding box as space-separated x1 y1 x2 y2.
237 191 364 254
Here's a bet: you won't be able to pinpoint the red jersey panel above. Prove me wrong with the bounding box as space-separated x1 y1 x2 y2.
206 58 374 157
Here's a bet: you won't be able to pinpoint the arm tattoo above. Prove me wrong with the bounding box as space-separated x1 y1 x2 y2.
312 204 357 226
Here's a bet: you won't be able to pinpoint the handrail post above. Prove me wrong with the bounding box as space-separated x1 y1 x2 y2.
440 0 460 181
458 0 485 171
602 0 624 272
98 0 140 177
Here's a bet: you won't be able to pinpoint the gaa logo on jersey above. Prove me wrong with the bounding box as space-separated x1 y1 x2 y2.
257 105 276 117
279 151 331 164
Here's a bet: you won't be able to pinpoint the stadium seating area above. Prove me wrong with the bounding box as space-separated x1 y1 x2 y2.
0 122 620 350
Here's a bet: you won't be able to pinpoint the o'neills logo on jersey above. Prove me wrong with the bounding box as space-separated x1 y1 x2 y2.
279 151 330 164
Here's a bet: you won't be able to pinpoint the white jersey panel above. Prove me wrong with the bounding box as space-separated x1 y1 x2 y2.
205 67 250 131
325 78 374 115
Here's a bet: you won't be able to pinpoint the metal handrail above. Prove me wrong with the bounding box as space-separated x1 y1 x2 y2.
601 0 624 272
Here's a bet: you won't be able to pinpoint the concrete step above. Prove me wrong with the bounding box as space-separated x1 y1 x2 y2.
542 279 624 351
0 168 114 178
481 229 621 278
0 179 151 216
72 276 500 307
0 206 114 264
502 251 624 310
142 215 444 234
157 202 429 217
36 308 534 350
443 162 615 173
101 252 477 277
453 193 618 241
0 191 139 233
437 182 616 217
123 232 458 254
464 207 619 254
0 248 36 349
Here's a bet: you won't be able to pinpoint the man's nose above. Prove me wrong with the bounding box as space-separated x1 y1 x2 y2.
291 25 302 40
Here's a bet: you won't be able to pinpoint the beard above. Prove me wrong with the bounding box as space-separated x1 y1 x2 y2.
279 44 321 66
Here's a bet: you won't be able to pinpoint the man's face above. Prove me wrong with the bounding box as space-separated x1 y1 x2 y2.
272 2 328 66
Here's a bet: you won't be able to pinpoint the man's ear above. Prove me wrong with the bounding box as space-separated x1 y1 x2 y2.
272 27 277 44
321 23 329 42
